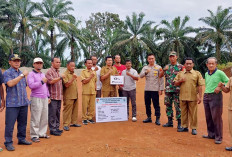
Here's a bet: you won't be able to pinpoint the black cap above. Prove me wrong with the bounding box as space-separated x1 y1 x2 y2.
9 54 21 61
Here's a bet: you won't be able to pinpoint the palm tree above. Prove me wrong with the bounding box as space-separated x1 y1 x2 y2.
112 12 154 70
56 19 86 62
35 0 75 58
197 6 232 63
159 16 197 59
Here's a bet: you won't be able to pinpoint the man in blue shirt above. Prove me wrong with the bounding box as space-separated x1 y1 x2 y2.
0 69 5 152
3 54 32 151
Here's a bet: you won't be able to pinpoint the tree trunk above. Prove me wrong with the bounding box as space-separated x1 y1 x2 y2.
50 29 54 58
216 42 221 63
71 36 75 61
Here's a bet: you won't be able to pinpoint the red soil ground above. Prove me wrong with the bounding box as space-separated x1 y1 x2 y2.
0 77 232 157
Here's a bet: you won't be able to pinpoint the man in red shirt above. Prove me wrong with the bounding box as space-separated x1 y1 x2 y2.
113 55 126 97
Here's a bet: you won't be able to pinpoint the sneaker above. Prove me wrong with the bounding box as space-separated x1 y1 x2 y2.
5 145 15 151
143 117 152 123
87 119 95 124
56 129 63 133
39 135 50 139
132 117 137 122
70 124 82 127
18 140 32 145
83 120 88 125
50 131 61 136
63 126 70 131
31 137 40 143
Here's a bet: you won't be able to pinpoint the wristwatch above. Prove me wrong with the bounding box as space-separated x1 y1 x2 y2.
20 74 25 78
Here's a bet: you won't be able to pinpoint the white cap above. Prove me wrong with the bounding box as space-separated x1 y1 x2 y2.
33 57 44 63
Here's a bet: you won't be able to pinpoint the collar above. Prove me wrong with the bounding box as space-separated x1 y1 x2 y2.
51 66 59 72
208 68 217 76
10 67 20 73
106 65 112 69
65 69 74 74
184 69 194 73
33 69 42 73
86 68 93 72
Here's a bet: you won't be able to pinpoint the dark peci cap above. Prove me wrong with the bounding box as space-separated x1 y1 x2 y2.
9 54 21 61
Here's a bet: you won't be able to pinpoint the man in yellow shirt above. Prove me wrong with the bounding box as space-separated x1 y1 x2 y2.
81 59 97 125
174 57 204 135
100 56 119 97
63 60 81 131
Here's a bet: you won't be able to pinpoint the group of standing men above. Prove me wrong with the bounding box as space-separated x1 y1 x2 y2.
0 51 232 152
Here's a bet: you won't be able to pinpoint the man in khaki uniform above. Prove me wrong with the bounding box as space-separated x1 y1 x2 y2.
100 56 119 97
63 60 81 131
81 59 97 125
219 69 232 151
174 57 204 135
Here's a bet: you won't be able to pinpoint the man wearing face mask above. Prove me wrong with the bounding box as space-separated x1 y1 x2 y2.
27 58 50 142
62 60 81 131
174 57 204 135
46 57 65 136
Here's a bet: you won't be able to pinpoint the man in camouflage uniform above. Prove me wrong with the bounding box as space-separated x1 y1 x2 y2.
159 51 183 130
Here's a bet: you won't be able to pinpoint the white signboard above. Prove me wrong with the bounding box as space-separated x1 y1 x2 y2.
96 97 127 123
110 76 124 85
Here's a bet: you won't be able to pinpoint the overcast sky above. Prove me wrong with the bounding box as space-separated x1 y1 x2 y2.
33 0 232 28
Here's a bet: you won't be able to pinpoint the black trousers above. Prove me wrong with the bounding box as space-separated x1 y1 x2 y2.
144 91 160 118
118 89 123 97
203 93 223 141
4 106 28 146
49 100 61 132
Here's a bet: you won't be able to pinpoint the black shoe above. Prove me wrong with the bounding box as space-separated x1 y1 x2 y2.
63 126 70 131
155 117 160 125
192 129 197 135
70 124 82 127
143 117 152 123
162 117 173 127
31 137 40 143
56 129 63 133
18 140 32 145
88 119 96 124
5 145 15 151
202 135 215 139
215 140 222 144
225 147 232 151
177 127 189 132
83 120 88 125
50 131 61 136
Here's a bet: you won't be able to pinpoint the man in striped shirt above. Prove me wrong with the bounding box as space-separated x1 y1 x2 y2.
46 57 65 136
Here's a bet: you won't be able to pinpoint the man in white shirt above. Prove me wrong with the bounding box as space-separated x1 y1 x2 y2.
91 55 102 97
121 59 139 122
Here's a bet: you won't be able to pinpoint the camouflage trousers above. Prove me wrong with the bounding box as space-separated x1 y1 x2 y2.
164 92 181 120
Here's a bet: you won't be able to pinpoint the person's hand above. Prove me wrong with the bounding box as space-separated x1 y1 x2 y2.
146 68 151 73
94 66 99 71
23 70 29 76
48 98 51 104
108 68 113 74
90 71 95 78
42 77 48 83
159 90 163 95
197 96 202 104
163 65 169 71
126 71 131 76
214 87 221 94
179 78 186 83
217 82 224 87
73 74 78 79
0 100 5 112
61 74 66 79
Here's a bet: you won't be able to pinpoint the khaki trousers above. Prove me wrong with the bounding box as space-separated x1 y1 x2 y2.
228 110 232 143
102 91 117 97
30 97 48 138
63 99 79 126
82 94 96 120
180 101 198 129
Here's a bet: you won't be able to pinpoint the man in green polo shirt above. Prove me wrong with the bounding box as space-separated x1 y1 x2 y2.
203 57 229 144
